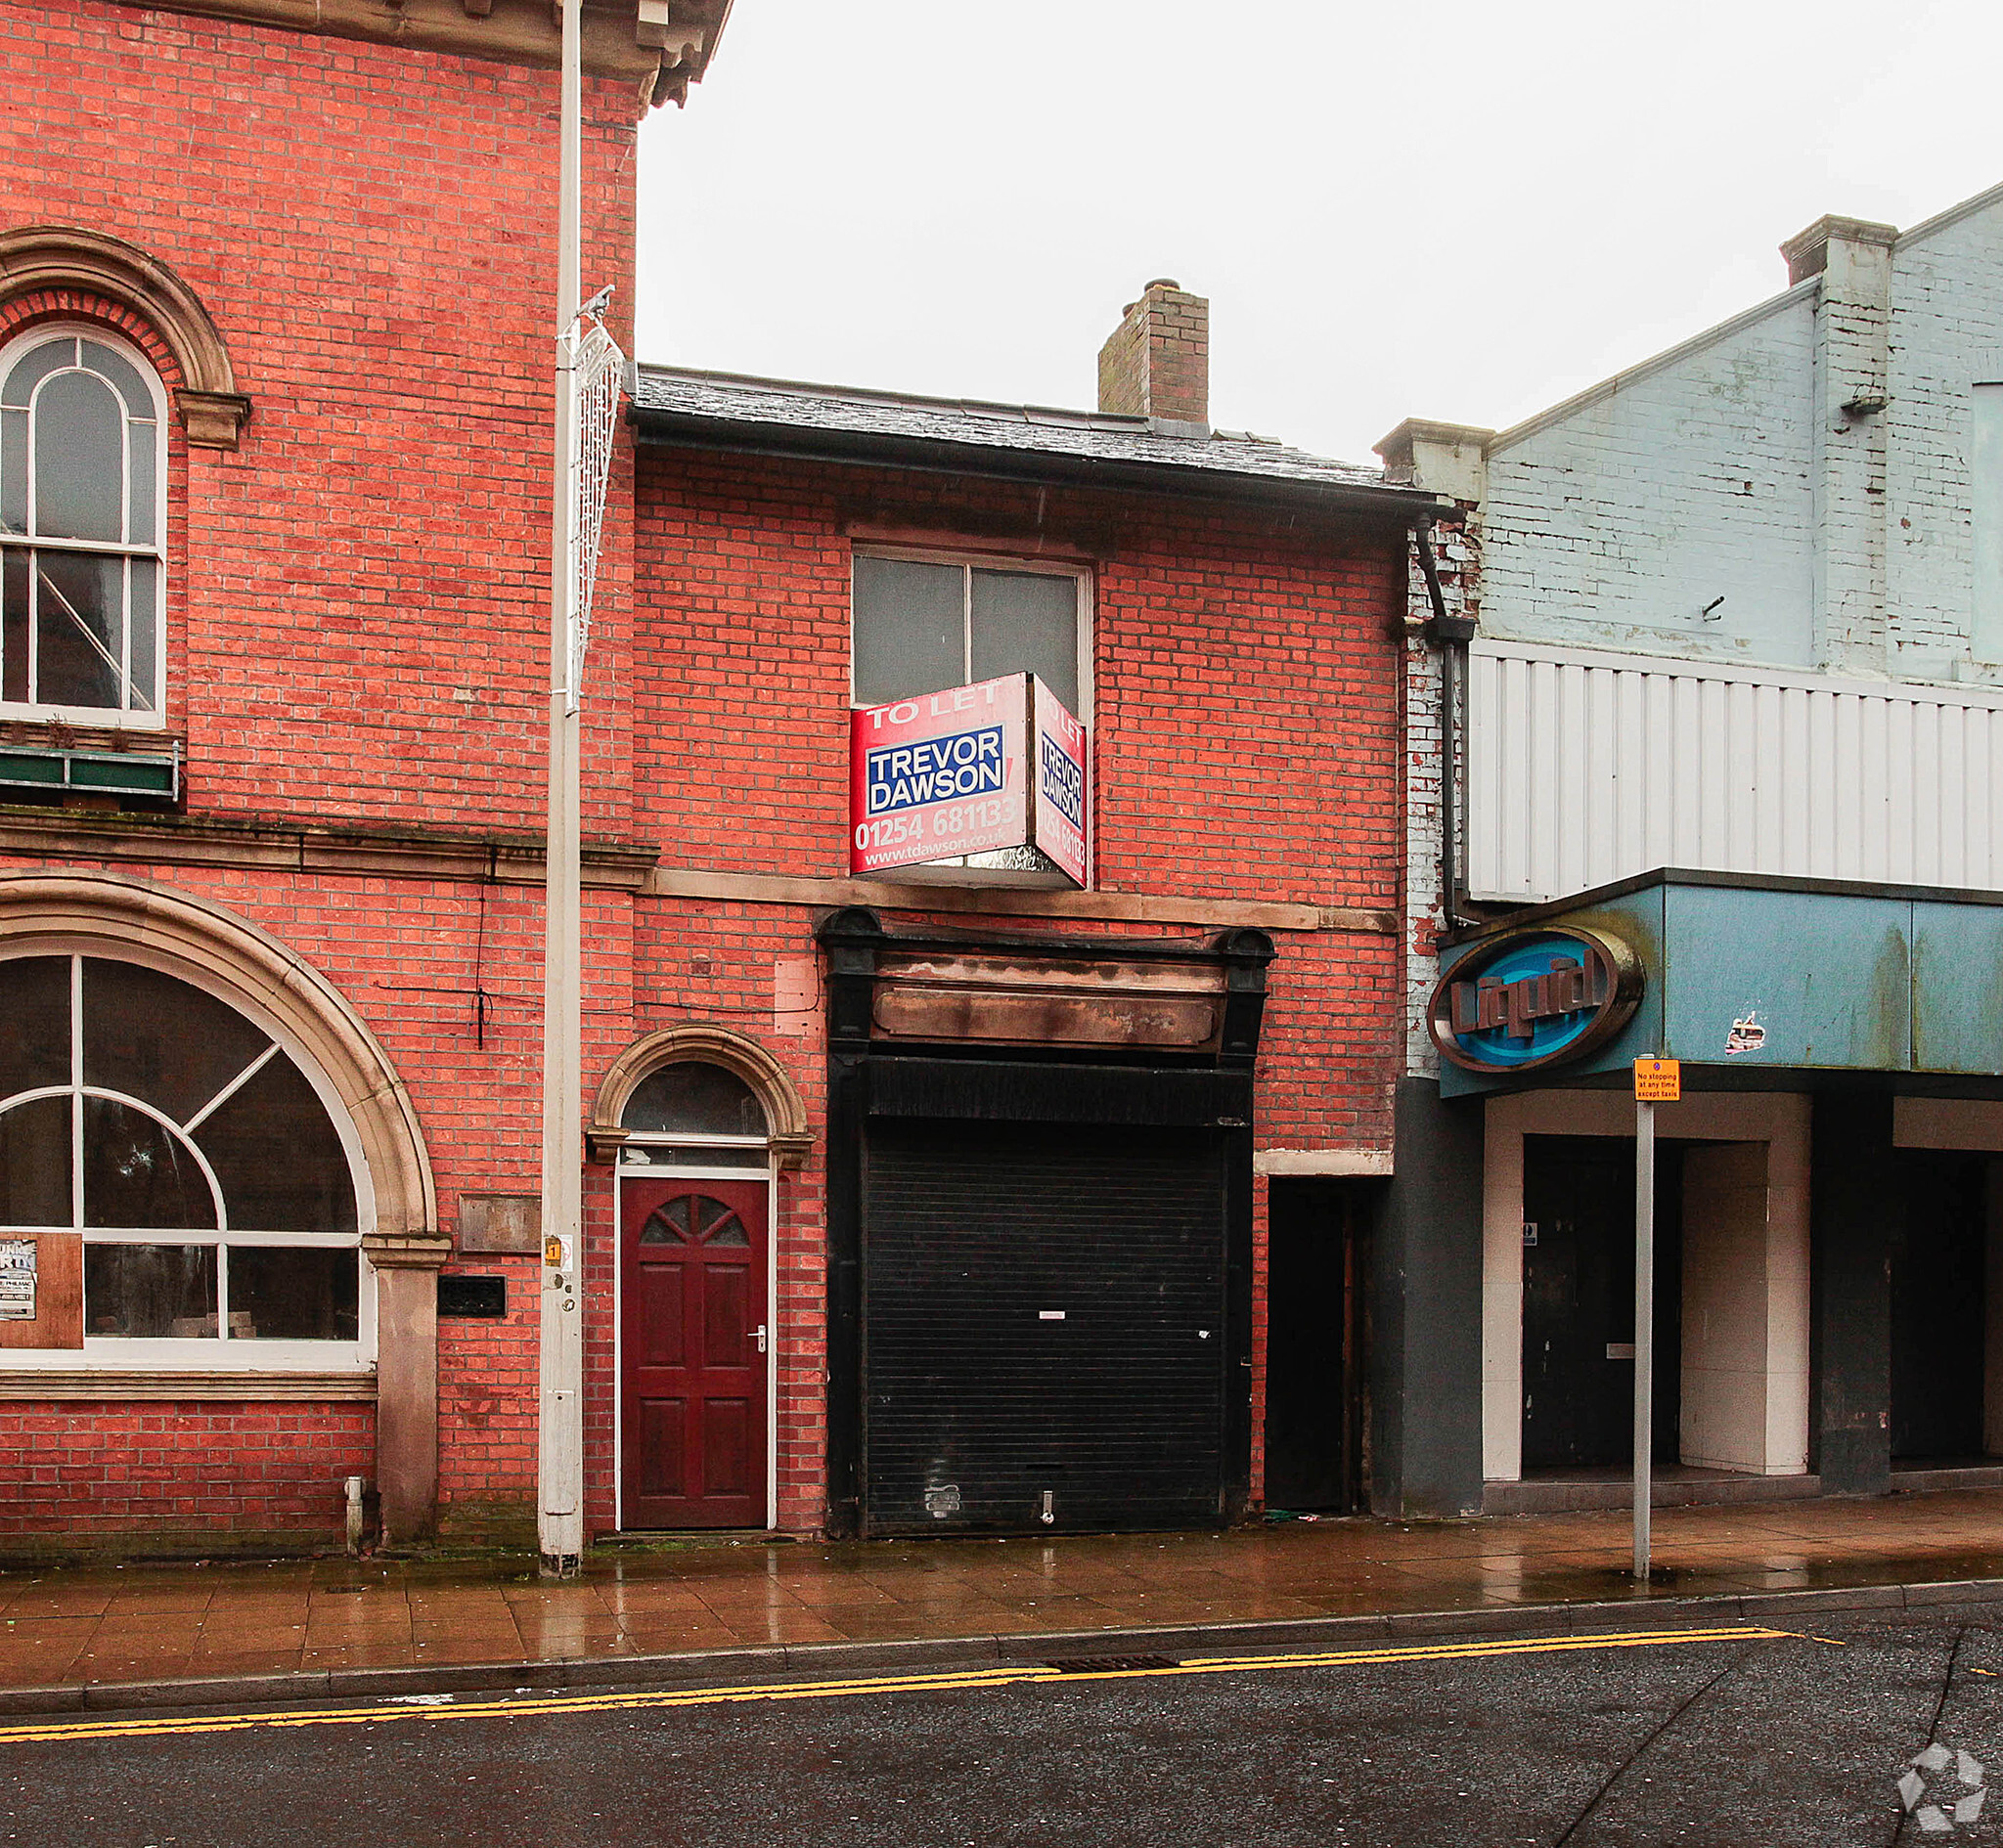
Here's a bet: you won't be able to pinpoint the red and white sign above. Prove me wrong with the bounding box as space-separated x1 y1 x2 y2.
1031 677 1090 888
849 674 1091 886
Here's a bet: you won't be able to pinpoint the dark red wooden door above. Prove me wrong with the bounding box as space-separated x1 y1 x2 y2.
620 1177 768 1529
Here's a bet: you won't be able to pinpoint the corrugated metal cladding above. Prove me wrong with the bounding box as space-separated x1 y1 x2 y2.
1467 640 2003 902
862 1121 1226 1536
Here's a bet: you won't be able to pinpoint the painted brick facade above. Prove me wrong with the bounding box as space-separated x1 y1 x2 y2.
1394 181 2003 936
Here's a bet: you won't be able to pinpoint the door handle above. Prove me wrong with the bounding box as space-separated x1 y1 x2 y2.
750 1324 768 1354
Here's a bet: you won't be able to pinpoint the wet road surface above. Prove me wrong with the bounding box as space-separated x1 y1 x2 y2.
4 1601 2001 1847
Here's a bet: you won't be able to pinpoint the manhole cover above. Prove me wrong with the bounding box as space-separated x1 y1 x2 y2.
1044 1654 1181 1674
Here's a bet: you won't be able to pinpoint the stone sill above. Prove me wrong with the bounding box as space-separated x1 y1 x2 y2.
0 1371 378 1401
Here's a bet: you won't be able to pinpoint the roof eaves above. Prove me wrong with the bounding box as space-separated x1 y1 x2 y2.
630 398 1449 522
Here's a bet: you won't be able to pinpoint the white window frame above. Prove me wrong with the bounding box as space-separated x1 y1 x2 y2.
849 546 1093 887
848 544 1094 723
0 323 169 729
0 946 376 1374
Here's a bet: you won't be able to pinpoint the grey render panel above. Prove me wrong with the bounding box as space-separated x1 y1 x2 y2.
1911 900 2003 1075
1661 885 1910 1071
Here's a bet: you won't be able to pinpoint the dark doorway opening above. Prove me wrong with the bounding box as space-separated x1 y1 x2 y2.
1891 1151 1988 1462
1263 1179 1367 1513
1521 1135 1682 1473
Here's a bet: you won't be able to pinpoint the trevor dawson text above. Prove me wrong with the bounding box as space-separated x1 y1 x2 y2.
866 726 1005 816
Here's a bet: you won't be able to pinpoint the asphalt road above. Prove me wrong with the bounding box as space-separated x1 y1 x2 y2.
4 1603 2002 1848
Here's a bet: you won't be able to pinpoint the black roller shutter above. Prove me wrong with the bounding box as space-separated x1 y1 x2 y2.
862 1119 1227 1535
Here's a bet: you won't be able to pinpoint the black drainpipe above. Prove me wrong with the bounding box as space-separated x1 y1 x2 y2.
1413 522 1475 931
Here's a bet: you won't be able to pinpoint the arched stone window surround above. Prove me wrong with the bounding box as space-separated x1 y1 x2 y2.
589 1025 813 1170
0 873 434 1241
0 227 250 449
0 871 445 1539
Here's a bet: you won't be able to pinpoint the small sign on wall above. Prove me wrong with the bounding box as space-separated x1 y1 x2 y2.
458 1194 541 1254
0 1231 80 1349
0 1239 34 1320
1634 1058 1681 1102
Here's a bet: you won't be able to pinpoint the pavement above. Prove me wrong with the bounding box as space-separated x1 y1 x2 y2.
3 1486 2003 1716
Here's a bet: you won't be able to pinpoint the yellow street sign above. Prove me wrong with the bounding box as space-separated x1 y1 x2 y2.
1633 1058 1680 1102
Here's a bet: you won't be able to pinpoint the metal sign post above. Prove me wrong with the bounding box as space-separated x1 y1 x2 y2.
1631 1057 1679 1582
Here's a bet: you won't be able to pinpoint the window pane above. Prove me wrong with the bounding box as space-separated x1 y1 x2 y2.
2 337 76 411
1 550 24 703
84 960 271 1127
85 1243 216 1338
128 423 156 549
229 1248 359 1342
0 956 69 1097
195 1050 357 1233
128 558 157 710
0 1097 71 1228
80 341 153 420
34 550 122 709
620 1142 767 1170
82 1096 216 1229
970 569 1080 712
1 405 23 534
852 555 963 704
31 371 123 543
620 1063 767 1137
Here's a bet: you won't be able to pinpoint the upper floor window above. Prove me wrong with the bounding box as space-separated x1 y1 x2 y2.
0 327 167 724
851 550 1090 715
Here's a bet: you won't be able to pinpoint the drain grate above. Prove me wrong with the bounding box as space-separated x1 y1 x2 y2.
1044 1654 1182 1674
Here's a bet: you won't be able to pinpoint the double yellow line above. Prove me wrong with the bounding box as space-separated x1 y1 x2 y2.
0 1624 1791 1747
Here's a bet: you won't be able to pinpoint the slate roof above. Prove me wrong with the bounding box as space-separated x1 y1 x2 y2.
630 364 1442 514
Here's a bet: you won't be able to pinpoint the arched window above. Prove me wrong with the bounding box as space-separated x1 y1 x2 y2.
0 327 167 722
616 1060 772 1174
0 952 368 1357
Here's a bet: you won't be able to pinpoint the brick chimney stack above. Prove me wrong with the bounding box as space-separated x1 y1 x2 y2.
1096 279 1209 430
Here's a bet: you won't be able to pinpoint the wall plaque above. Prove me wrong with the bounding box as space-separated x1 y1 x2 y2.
458 1194 541 1254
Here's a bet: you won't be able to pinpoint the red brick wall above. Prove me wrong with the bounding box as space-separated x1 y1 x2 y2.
0 0 648 1543
0 0 639 837
1 0 1402 1546
628 450 1406 1524
0 1401 374 1546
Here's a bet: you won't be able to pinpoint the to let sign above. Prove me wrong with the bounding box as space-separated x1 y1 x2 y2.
1634 1058 1681 1101
850 673 1091 887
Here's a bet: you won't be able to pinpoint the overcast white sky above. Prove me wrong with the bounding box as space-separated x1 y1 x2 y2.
635 1 2003 465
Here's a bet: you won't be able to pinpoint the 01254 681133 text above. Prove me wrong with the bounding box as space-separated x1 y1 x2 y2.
853 793 1019 852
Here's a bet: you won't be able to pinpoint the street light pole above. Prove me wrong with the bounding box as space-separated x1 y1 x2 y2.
537 0 585 1578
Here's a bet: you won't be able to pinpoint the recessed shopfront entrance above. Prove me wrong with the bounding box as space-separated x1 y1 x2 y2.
1263 1179 1367 1514
1520 1135 1680 1472
1891 1150 1990 1464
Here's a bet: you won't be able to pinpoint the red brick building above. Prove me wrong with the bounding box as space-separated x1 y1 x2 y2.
0 0 1451 1552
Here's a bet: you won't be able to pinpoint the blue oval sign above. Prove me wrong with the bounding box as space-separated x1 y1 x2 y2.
1427 926 1642 1075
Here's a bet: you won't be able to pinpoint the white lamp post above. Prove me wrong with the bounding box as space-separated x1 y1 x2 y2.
538 0 623 1578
